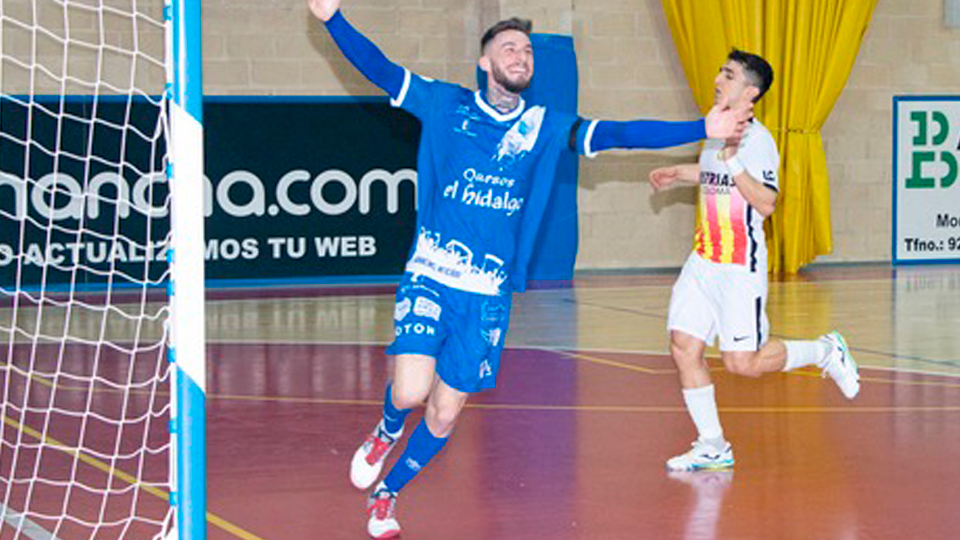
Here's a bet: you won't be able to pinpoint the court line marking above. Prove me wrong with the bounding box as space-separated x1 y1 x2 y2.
9 283 959 378
0 380 267 540
197 338 960 381
197 338 960 379
781 368 960 388
196 277 907 305
4 276 900 313
566 298 960 375
539 347 960 387
0 502 61 540
11 360 955 415
199 395 960 414
7 350 959 420
466 403 960 413
9 334 960 380
544 278 908 291
563 347 960 380
11 336 959 405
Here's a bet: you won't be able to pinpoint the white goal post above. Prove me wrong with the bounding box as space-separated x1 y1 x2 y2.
0 0 206 538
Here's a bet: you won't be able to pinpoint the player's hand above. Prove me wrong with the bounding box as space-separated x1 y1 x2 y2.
308 0 341 22
649 167 679 191
704 96 753 140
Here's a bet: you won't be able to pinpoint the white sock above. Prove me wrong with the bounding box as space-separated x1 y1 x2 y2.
783 340 830 371
682 385 725 448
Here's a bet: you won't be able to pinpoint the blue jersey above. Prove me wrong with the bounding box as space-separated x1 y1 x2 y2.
393 69 586 295
323 12 709 294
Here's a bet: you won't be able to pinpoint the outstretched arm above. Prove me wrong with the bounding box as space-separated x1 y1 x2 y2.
308 0 404 99
587 119 707 155
583 100 753 155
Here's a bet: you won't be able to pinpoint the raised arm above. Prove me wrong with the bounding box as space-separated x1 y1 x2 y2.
308 0 405 99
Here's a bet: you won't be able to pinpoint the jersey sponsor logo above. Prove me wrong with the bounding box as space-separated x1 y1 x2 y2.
459 183 524 216
407 277 440 296
495 106 545 165
482 327 502 347
457 118 475 136
394 322 437 337
405 229 506 295
394 298 412 321
479 359 493 379
413 296 442 321
462 168 516 189
700 170 735 193
443 168 525 217
453 105 481 137
481 301 507 323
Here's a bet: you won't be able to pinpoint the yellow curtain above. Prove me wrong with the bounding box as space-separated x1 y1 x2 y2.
661 0 878 273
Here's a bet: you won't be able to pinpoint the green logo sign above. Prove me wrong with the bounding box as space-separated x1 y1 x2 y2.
907 110 957 189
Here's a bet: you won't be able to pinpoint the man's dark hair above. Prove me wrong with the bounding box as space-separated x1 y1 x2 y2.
481 18 533 51
728 49 773 102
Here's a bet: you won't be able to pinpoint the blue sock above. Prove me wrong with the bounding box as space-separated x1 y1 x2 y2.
382 419 448 493
382 383 411 435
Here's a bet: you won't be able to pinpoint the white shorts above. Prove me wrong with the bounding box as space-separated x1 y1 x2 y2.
667 253 769 352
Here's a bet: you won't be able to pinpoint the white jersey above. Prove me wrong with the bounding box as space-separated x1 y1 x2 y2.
694 119 779 272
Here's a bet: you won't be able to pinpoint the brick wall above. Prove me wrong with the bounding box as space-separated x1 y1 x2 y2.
822 0 960 263
5 0 958 269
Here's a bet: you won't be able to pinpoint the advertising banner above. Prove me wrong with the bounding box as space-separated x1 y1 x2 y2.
893 96 960 264
203 97 420 281
0 96 421 287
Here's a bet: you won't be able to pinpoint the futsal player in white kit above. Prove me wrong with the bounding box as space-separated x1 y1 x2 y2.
649 49 861 471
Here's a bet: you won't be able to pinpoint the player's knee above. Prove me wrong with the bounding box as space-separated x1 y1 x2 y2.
724 355 761 377
671 340 701 370
425 401 460 436
391 385 428 410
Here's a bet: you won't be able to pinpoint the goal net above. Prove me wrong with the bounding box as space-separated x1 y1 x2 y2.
0 0 205 538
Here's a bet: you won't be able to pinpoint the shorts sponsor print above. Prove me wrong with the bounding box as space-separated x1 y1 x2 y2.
386 273 511 392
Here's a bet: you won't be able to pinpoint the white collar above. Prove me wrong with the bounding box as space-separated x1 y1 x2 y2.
474 91 525 123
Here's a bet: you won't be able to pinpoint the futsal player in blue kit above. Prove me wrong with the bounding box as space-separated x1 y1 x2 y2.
308 0 753 537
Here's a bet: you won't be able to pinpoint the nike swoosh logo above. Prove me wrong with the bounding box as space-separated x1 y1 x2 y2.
733 336 750 342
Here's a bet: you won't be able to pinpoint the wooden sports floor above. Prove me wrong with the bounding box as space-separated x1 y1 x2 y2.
196 264 960 540
4 264 959 539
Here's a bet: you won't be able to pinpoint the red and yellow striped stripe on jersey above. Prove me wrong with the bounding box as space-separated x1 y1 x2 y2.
694 187 749 265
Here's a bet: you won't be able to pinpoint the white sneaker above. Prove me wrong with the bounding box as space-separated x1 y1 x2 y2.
666 439 735 472
366 486 401 539
351 421 402 490
820 331 860 399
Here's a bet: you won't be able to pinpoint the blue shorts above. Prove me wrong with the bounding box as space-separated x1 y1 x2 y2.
386 273 512 393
